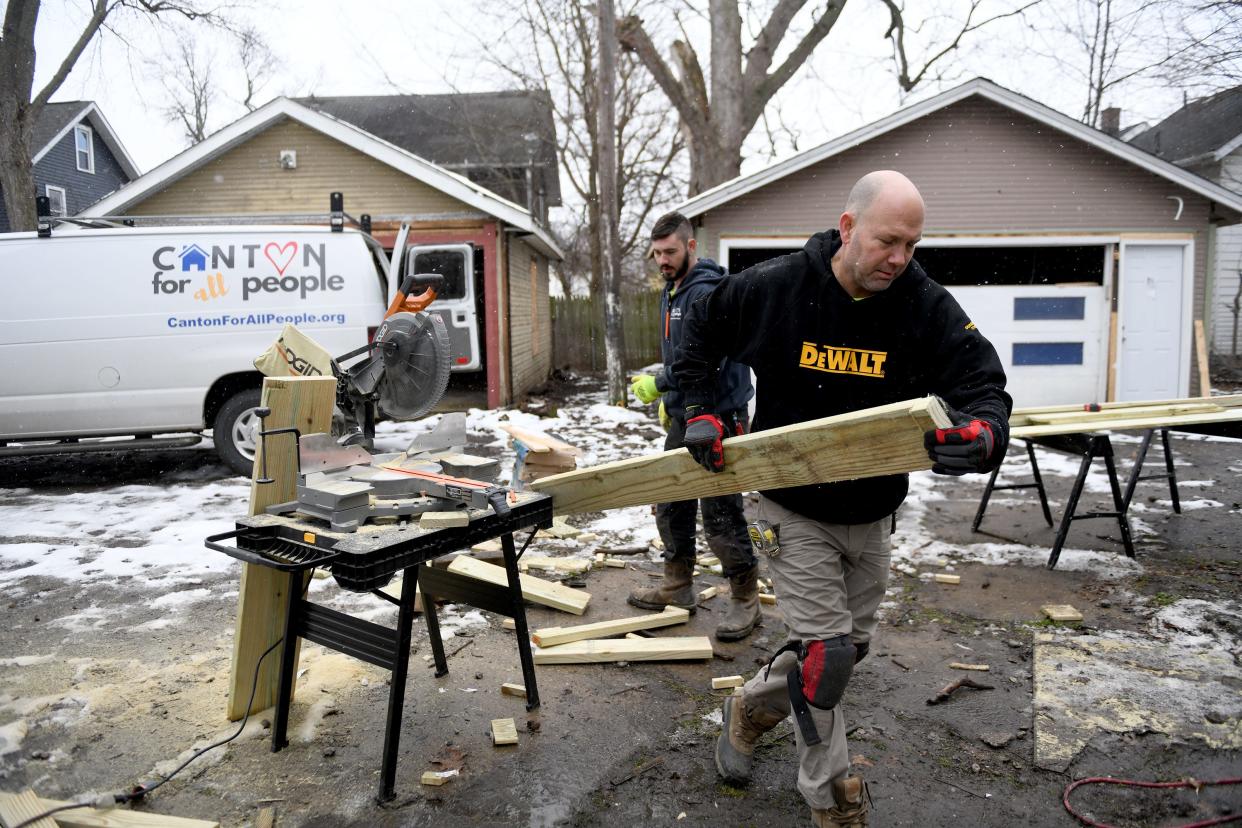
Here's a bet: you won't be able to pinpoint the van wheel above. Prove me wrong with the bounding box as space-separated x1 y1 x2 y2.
213 389 263 476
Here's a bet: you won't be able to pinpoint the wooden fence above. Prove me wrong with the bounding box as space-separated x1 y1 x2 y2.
551 290 663 372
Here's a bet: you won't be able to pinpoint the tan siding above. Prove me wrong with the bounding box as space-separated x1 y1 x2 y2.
507 237 551 395
127 118 473 216
699 98 1213 321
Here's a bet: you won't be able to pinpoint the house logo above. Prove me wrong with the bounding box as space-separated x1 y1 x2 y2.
179 244 209 271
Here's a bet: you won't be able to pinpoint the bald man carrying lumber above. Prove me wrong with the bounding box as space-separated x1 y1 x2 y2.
673 171 1012 827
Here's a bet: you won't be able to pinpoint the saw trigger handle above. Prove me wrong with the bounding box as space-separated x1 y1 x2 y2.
387 272 444 317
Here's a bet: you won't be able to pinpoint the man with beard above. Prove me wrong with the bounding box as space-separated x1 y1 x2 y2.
674 171 1011 826
627 211 761 642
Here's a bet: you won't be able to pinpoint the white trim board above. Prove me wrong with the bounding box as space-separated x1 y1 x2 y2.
83 97 563 260
678 78 1242 221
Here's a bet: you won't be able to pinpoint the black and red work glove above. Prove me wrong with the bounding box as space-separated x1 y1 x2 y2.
683 405 727 473
924 409 996 476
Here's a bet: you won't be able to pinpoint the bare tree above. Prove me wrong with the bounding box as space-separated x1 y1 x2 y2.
151 33 215 144
236 25 279 112
486 0 684 297
0 0 219 231
598 0 628 405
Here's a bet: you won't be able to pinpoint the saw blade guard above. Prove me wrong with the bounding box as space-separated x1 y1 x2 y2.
375 311 452 420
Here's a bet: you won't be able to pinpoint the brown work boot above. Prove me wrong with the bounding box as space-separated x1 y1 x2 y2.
715 565 762 641
714 694 785 783
811 776 870 827
627 559 696 613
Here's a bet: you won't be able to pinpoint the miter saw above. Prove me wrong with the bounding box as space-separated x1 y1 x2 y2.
254 272 510 532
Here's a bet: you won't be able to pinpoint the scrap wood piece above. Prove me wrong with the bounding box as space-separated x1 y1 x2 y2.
0 793 222 827
698 585 719 600
712 675 745 690
759 593 777 605
533 636 714 664
519 555 592 575
933 573 961 585
1041 604 1084 622
949 662 991 672
531 606 689 647
421 769 459 786
501 682 527 698
926 677 995 705
254 807 276 828
529 396 953 515
447 556 590 615
500 423 582 457
420 511 470 529
491 718 519 746
378 578 424 612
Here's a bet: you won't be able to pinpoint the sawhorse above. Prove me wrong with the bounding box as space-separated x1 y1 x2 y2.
973 428 1180 569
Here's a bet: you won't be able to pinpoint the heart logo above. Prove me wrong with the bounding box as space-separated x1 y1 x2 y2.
264 241 298 275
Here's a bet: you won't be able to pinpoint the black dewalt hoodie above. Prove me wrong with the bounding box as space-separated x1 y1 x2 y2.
673 230 1011 525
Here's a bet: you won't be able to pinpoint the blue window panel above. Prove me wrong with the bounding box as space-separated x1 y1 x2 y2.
1013 342 1084 365
1014 296 1086 320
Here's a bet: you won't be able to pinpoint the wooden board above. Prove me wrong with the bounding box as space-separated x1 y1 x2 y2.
1195 319 1211 396
933 574 961 584
447 556 590 615
531 606 689 647
229 375 336 721
533 635 714 664
500 423 582 456
530 397 953 515
0 794 221 827
491 717 519 745
711 675 745 690
500 682 527 698
0 790 58 828
419 511 470 529
1012 408 1242 440
1009 393 1242 421
520 556 592 575
421 770 457 786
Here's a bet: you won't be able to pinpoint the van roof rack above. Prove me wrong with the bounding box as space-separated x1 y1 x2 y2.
36 192 372 237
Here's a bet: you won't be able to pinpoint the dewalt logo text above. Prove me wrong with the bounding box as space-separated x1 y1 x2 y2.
799 342 887 378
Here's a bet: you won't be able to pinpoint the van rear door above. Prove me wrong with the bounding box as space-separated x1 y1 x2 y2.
404 244 480 371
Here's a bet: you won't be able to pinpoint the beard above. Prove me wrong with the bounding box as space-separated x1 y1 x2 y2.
663 257 690 283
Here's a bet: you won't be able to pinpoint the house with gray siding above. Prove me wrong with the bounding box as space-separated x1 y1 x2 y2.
676 78 1242 407
0 101 138 232
1131 87 1242 361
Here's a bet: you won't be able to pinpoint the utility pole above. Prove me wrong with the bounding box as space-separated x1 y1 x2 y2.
596 0 627 405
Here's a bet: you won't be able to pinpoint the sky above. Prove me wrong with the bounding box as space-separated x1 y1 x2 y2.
23 0 1217 198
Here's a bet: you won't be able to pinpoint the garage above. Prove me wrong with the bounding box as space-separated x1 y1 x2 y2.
682 78 1238 406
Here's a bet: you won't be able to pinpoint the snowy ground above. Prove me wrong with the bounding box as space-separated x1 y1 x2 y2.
1 375 1239 826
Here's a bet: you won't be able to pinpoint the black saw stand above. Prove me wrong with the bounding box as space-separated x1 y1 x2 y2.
972 428 1180 569
206 492 553 801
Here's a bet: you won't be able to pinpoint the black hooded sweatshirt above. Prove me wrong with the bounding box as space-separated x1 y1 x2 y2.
673 230 1012 525
654 257 753 419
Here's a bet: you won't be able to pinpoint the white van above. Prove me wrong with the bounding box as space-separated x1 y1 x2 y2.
0 223 395 473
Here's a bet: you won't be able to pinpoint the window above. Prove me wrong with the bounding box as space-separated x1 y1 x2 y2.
45 185 67 217
409 250 468 300
912 245 1105 286
74 125 94 173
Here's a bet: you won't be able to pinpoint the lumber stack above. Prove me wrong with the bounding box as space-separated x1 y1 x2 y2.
0 790 219 826
500 424 582 485
530 396 953 516
1009 394 1242 439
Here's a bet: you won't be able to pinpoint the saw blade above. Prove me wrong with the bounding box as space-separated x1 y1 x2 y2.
374 311 452 420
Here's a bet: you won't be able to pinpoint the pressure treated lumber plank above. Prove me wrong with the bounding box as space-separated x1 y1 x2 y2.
229 375 336 721
499 424 582 456
0 790 58 828
447 556 590 615
1011 408 1242 439
1015 402 1221 426
519 555 592 575
531 606 689 647
533 636 714 664
419 511 470 529
530 397 953 516
18 796 220 827
1008 393 1242 421
1195 319 1210 396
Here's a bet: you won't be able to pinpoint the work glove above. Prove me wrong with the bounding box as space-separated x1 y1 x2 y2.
658 400 671 430
683 405 727 473
923 408 997 475
630 374 662 404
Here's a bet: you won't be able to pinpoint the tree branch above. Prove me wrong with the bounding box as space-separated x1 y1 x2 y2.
744 0 846 128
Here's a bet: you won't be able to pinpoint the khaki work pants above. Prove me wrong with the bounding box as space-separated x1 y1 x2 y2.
740 494 891 810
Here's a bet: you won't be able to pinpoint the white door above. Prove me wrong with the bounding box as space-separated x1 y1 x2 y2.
1118 244 1188 400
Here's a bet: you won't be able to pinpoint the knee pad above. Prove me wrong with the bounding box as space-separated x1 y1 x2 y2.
799 635 856 710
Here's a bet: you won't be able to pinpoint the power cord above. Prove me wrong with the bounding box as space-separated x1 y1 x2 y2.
7 637 284 828
1064 775 1242 828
